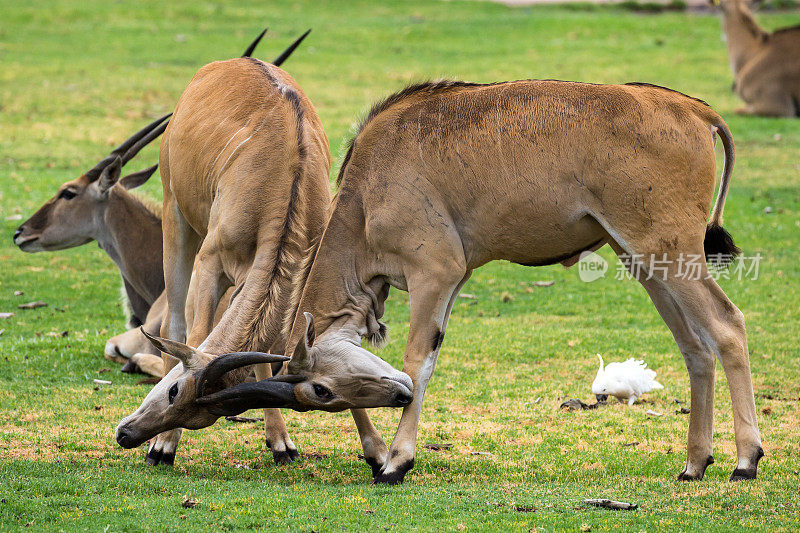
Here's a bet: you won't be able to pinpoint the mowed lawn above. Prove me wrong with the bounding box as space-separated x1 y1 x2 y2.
2 0 800 530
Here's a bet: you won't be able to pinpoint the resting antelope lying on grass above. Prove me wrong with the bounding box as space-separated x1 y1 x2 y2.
116 50 414 466
121 78 763 485
715 0 800 117
13 115 167 327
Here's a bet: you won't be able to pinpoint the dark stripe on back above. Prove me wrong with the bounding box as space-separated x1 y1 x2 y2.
624 82 710 108
240 56 308 350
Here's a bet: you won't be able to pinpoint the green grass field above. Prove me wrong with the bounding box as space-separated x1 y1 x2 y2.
2 0 800 530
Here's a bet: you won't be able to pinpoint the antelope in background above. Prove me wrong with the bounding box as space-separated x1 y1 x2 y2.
126 79 763 485
117 49 413 467
14 115 168 326
13 29 310 376
715 0 800 116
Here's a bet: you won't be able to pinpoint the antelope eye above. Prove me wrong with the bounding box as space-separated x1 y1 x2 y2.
59 189 77 200
312 384 334 401
168 383 179 404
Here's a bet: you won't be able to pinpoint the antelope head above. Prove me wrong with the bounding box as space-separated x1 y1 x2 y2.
13 114 168 252
196 313 414 415
116 314 413 448
115 329 292 449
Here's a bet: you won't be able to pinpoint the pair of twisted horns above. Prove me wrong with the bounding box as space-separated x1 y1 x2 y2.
194 351 308 416
84 27 312 183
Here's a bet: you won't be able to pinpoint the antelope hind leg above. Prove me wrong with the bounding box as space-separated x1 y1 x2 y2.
656 259 763 480
614 243 718 481
351 408 389 477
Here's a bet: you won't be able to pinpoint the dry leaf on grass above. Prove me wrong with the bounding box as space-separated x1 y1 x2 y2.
181 494 199 508
584 499 638 511
18 301 47 310
0 313 14 319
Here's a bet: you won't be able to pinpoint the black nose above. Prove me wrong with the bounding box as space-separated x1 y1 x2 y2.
13 227 23 241
116 429 130 447
394 390 413 407
595 394 608 403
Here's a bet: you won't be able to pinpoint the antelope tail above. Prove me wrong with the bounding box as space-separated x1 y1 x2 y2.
704 121 741 267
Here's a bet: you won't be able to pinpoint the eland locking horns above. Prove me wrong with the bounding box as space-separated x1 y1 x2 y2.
117 76 763 485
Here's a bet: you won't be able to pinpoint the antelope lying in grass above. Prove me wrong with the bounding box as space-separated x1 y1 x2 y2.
117 50 414 466
119 79 763 484
715 0 800 117
107 284 233 377
14 116 168 326
14 30 308 375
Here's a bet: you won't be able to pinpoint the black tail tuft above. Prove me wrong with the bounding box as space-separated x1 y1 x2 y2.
704 224 741 269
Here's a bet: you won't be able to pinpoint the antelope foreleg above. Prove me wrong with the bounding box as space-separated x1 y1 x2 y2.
373 269 469 485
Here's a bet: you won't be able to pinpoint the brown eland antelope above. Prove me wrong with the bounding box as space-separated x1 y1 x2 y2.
715 0 800 117
153 79 761 485
14 115 168 326
116 49 412 467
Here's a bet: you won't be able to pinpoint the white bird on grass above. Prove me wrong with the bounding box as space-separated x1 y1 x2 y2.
592 354 663 406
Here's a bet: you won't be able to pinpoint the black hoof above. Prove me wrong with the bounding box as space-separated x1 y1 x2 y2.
145 447 162 466
145 447 174 466
372 460 414 485
677 455 713 481
160 452 175 466
677 471 703 482
121 360 141 374
365 457 384 478
372 470 407 485
730 447 763 482
730 469 757 482
272 448 299 465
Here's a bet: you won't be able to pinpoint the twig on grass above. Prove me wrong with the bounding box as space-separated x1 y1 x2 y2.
584 499 638 511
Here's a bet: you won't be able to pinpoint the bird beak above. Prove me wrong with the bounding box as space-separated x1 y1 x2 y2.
595 394 608 403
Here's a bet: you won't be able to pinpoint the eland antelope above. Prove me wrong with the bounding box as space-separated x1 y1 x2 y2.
166 79 760 485
116 50 413 467
715 0 800 117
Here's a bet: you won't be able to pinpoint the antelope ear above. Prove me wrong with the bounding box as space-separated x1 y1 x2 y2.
288 312 316 372
140 328 206 371
119 164 158 190
98 156 123 193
